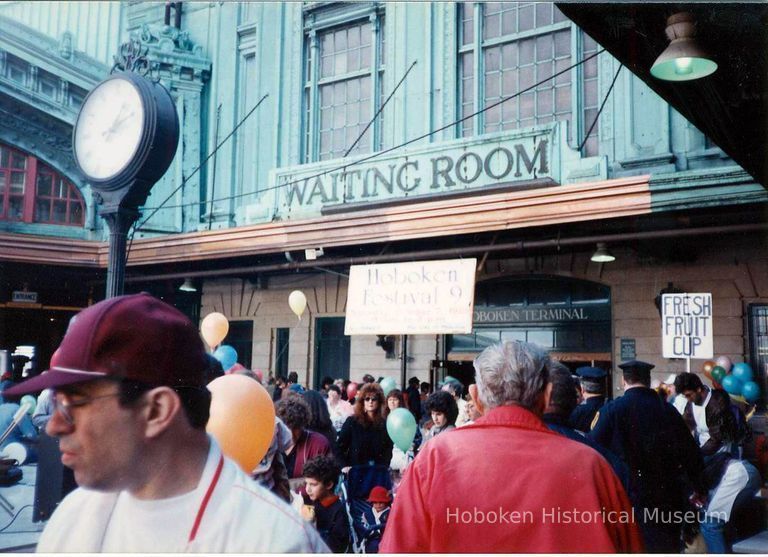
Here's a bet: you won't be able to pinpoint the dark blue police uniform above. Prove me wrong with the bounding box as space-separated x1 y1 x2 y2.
588 360 704 554
569 366 607 432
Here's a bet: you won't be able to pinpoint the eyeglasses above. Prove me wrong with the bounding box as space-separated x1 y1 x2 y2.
363 397 380 403
52 391 121 425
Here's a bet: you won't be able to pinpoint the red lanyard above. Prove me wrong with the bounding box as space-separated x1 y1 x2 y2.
188 454 224 543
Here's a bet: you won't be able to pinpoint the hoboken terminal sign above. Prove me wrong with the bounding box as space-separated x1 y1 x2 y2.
268 124 560 217
473 305 611 325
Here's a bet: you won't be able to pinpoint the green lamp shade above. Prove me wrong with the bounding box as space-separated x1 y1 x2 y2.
651 53 718 81
651 14 717 82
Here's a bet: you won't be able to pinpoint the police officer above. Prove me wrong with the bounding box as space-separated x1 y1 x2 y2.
589 360 705 554
569 366 607 432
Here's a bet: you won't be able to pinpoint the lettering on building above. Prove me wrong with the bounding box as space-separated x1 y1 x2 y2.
274 128 556 213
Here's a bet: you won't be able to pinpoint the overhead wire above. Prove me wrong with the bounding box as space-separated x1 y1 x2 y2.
136 48 605 215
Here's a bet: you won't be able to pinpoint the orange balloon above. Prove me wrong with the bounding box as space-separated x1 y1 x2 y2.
201 312 229 348
206 374 275 474
702 360 716 375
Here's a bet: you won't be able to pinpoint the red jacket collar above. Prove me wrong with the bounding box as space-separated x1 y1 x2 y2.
470 404 555 435
319 494 340 508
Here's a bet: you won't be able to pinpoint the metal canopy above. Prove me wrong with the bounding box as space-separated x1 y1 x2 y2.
557 2 768 187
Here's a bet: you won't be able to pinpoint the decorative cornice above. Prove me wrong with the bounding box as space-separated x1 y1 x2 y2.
0 14 106 87
0 175 653 268
649 166 767 211
123 24 211 84
137 23 202 56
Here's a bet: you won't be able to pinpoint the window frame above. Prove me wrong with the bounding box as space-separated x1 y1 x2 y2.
0 143 85 227
457 2 599 156
302 4 385 163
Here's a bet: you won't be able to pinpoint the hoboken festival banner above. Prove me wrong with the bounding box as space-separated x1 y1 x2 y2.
345 259 477 335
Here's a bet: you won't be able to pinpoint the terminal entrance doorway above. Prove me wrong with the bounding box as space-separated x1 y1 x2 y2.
445 275 613 393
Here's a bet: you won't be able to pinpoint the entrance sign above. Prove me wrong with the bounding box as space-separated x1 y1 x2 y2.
661 293 713 361
12 291 38 304
345 259 477 335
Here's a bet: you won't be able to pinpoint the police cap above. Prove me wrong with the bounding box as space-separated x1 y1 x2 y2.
575 366 607 380
617 360 655 373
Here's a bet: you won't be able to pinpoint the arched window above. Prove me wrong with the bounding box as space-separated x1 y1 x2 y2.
0 143 85 226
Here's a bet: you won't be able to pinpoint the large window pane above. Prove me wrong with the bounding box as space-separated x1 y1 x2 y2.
307 14 384 161
459 4 595 150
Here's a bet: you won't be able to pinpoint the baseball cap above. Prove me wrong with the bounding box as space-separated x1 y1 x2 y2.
367 486 391 503
4 293 208 396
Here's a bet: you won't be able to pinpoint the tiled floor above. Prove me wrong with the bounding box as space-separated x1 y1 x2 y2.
0 465 44 552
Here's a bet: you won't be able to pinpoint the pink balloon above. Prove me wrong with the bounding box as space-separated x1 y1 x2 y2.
715 356 733 373
227 363 247 375
254 369 264 382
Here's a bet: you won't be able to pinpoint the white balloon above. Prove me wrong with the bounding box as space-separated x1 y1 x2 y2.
288 290 307 319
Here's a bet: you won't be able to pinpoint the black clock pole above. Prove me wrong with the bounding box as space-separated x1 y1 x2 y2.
72 68 179 299
103 207 140 298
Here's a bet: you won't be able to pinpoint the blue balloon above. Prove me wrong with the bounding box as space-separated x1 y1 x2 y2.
731 362 754 383
386 408 417 453
742 381 761 403
721 374 743 396
380 377 398 397
213 345 238 371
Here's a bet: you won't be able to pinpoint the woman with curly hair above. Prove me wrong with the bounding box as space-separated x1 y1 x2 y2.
423 390 458 442
337 383 393 468
275 393 332 479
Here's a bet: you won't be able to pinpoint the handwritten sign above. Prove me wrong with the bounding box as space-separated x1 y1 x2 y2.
344 259 476 335
661 293 713 359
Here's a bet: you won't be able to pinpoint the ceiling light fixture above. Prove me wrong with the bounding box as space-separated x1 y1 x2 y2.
591 243 615 263
651 12 717 81
179 278 197 292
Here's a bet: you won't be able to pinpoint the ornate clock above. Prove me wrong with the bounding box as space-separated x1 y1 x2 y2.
73 71 179 210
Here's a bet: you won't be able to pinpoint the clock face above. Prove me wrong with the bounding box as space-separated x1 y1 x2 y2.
74 77 145 181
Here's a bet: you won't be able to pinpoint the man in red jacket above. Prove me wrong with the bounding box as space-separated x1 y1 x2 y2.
380 340 643 553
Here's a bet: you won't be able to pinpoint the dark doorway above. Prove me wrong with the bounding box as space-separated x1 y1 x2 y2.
224 320 253 369
747 303 768 409
314 317 350 388
275 327 290 379
0 308 76 380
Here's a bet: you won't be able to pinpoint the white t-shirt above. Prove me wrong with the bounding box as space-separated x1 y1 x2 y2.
36 438 329 553
673 390 712 446
101 443 220 552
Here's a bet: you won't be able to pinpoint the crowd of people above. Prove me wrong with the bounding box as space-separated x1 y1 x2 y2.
1 292 764 553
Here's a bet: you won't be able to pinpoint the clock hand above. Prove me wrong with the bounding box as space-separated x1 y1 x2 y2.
102 105 130 138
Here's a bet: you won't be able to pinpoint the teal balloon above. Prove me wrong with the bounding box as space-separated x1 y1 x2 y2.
732 362 754 383
742 381 761 403
20 395 36 416
386 408 417 453
213 345 238 371
380 377 397 396
721 374 743 396
711 366 727 383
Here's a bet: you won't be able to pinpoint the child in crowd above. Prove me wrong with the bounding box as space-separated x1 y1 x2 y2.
302 455 350 553
360 486 391 553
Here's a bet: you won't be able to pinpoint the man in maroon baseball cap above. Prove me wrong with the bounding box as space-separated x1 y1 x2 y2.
11 293 326 553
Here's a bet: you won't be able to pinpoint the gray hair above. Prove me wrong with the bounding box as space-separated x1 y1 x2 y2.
581 379 604 395
473 341 549 411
